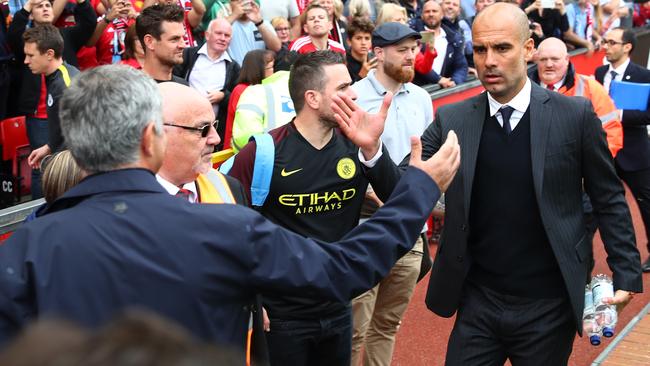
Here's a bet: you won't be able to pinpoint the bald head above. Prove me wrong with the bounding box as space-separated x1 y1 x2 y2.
159 82 212 123
535 37 569 86
208 17 231 33
474 2 530 43
158 82 219 186
537 37 568 57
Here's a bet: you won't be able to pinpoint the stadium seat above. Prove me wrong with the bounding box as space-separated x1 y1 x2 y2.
0 117 31 202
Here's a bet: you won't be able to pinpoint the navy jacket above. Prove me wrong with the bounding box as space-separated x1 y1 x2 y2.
0 167 438 350
410 19 468 85
595 62 650 171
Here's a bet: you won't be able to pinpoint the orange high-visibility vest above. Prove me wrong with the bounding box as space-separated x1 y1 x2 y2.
558 74 623 158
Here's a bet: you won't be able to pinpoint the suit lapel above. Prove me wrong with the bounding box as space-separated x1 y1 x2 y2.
529 84 552 204
463 94 487 219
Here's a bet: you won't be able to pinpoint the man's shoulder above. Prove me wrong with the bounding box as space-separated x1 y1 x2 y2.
627 62 650 80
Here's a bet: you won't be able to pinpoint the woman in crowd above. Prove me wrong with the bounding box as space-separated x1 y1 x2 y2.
271 16 292 46
223 49 276 150
25 150 84 222
120 24 145 69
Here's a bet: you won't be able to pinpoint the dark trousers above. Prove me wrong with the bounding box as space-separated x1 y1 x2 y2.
26 116 48 199
266 307 352 366
445 282 575 366
616 164 650 252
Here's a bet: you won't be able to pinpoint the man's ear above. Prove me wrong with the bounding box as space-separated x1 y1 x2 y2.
141 122 161 158
304 90 321 110
143 34 156 51
46 49 55 60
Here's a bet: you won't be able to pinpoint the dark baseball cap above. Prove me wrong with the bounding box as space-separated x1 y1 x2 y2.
372 22 421 48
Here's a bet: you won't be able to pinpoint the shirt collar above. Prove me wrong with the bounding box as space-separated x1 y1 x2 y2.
197 44 232 63
366 70 409 96
608 58 630 77
487 78 531 117
545 75 566 91
155 175 198 202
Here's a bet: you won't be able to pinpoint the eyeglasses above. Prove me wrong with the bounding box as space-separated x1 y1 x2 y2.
600 39 625 47
163 120 218 137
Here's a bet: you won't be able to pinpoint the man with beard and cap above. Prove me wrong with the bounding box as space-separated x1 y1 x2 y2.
226 50 402 366
350 22 433 366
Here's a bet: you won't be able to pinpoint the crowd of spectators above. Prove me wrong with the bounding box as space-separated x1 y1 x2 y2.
1 0 648 163
0 0 648 365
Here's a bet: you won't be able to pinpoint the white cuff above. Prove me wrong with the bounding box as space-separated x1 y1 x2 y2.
358 141 384 168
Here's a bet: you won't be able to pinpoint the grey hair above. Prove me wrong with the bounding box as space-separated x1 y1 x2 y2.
59 65 163 174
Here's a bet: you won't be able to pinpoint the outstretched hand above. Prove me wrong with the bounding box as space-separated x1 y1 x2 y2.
409 131 460 192
332 91 392 159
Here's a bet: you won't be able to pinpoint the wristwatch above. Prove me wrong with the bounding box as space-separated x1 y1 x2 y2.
254 19 263 27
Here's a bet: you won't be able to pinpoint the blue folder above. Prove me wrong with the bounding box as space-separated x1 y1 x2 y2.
609 80 650 110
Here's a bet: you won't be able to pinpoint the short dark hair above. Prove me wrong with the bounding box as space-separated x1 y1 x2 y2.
237 49 276 85
136 4 185 49
289 50 345 113
615 27 636 54
23 24 64 58
347 17 375 39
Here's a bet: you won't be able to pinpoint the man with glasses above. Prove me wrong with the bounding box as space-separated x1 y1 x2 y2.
596 27 650 272
157 82 246 204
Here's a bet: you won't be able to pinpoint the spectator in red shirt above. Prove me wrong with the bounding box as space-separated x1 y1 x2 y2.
87 0 137 65
290 3 345 54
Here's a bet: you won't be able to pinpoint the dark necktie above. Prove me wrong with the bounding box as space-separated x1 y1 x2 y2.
610 70 618 82
500 106 515 135
176 188 192 202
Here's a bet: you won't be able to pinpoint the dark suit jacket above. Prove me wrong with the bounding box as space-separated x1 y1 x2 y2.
372 83 643 332
595 62 650 171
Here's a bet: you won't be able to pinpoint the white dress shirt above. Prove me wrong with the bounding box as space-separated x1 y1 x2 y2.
487 78 532 132
156 175 199 203
603 58 630 92
189 44 231 116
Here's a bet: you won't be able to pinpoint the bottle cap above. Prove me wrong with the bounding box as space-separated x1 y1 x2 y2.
590 335 601 345
603 327 614 337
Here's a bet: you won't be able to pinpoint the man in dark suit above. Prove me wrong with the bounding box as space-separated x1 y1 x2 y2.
595 27 650 273
360 3 642 365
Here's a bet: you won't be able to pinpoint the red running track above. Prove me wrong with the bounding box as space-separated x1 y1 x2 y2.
391 188 650 366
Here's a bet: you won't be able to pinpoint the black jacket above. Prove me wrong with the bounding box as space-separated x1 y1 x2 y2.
7 1 96 115
596 62 650 171
410 19 468 85
174 46 240 149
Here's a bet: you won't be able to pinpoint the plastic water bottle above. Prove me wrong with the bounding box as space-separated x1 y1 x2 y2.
582 285 601 345
591 274 618 338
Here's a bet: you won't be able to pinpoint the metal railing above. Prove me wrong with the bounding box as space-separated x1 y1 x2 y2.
0 199 44 235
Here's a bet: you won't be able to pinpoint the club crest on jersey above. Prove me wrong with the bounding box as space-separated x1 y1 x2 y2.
336 158 355 180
